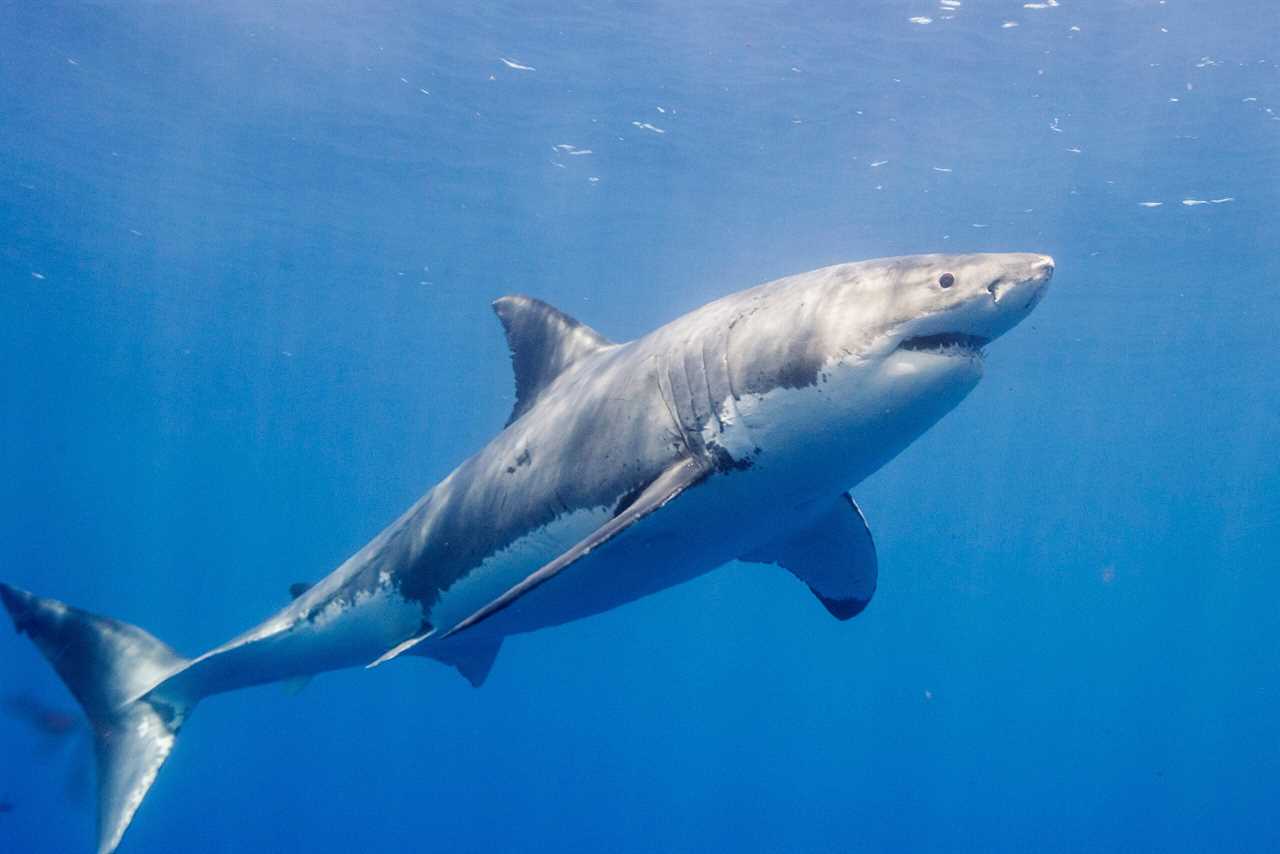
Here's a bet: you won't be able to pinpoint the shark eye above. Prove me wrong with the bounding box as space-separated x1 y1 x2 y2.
938 273 955 289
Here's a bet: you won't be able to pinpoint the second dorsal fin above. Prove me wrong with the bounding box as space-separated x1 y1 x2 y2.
493 295 613 425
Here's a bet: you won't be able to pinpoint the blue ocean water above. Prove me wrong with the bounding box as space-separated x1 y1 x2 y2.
1 2 1277 852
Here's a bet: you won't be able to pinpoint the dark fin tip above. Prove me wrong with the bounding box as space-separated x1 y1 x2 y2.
812 588 872 621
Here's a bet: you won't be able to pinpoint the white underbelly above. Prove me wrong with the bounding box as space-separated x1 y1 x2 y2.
426 504 614 635
422 370 908 643
425 463 819 641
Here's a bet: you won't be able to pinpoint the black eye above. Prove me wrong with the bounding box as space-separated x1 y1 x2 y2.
938 273 955 288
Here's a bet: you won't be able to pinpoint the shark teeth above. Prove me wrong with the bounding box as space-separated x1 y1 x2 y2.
898 332 990 356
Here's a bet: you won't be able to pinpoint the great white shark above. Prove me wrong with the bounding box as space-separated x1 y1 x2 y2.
2 251 1052 853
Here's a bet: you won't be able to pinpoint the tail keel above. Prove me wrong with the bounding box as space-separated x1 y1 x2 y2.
0 584 192 854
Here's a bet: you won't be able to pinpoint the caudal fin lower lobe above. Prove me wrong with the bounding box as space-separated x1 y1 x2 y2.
0 583 193 854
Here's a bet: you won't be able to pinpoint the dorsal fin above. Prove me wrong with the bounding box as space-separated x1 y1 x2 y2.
493 295 612 425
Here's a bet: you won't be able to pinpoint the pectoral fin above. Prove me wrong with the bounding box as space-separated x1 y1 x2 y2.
743 494 878 620
367 622 436 669
442 458 710 639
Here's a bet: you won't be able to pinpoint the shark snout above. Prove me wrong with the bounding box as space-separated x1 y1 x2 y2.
1019 254 1054 306
1028 254 1055 290
939 252 1053 345
989 254 1053 304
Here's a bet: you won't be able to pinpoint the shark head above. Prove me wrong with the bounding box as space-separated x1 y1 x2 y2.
720 252 1053 490
866 252 1054 369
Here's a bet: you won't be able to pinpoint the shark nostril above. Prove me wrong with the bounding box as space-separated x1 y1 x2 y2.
987 281 1001 302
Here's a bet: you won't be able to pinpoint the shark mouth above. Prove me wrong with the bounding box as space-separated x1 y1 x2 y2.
898 332 990 356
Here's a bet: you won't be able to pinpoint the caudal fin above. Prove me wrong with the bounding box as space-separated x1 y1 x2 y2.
0 583 192 854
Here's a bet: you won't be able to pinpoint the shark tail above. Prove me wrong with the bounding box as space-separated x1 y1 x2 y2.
0 583 194 854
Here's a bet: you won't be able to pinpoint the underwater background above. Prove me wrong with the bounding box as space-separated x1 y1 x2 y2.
2 1 1277 852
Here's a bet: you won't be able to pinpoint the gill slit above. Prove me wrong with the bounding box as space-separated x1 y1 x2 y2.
654 354 695 458
700 340 723 434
